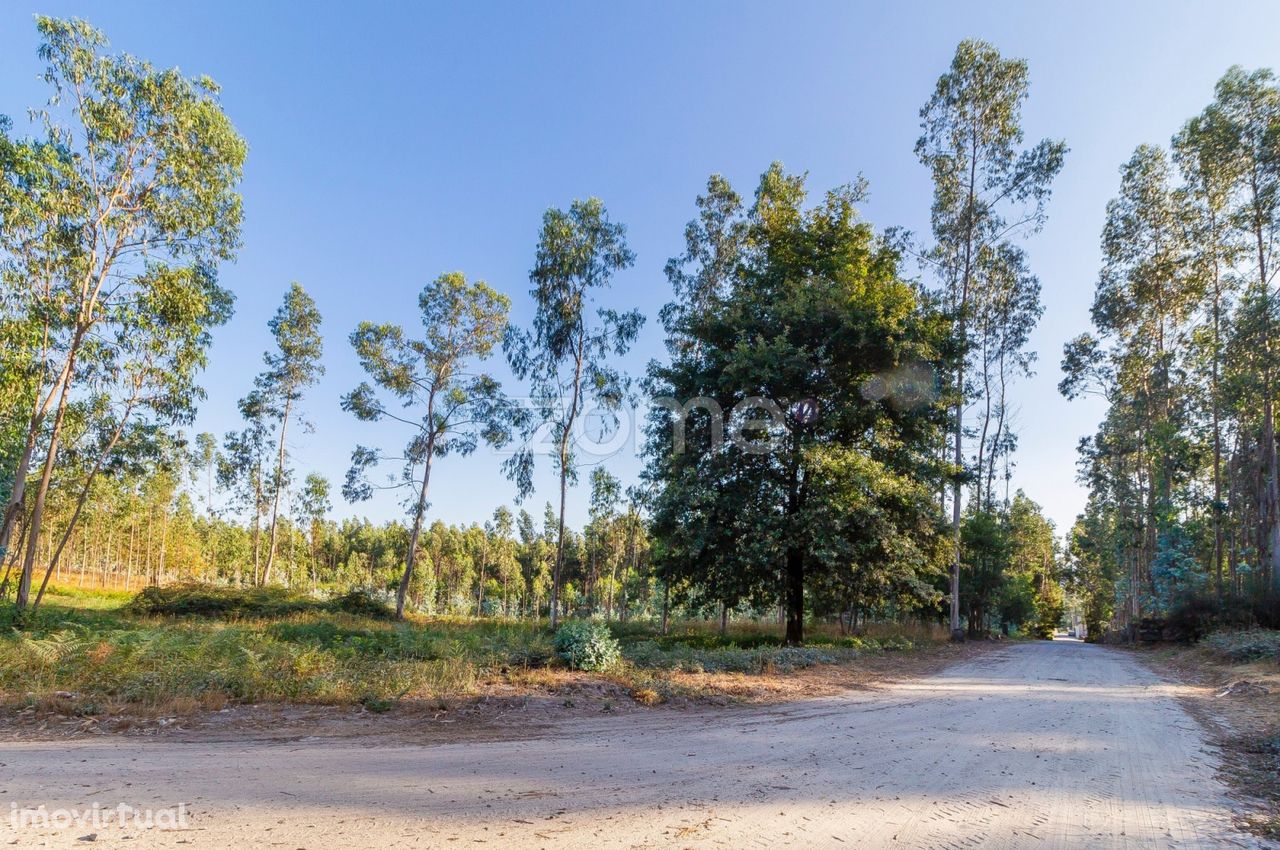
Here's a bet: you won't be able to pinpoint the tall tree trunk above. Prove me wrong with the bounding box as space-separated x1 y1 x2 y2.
396 391 437 619
0 344 73 562
948 133 980 643
1248 182 1280 587
33 395 137 610
784 546 804 645
621 513 637 623
262 398 292 585
949 359 965 641
976 331 992 512
14 358 76 611
476 545 486 616
661 582 670 636
550 334 586 631
1212 270 1225 600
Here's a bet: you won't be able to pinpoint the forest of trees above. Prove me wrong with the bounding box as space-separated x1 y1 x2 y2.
1063 66 1280 640
8 15 1264 646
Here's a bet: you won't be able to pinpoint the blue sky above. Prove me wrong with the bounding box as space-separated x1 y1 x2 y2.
3 1 1279 535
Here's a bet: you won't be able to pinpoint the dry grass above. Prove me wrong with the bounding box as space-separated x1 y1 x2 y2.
1140 634 1280 840
0 584 974 740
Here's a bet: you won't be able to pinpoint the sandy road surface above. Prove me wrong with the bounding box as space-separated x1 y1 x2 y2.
0 640 1265 849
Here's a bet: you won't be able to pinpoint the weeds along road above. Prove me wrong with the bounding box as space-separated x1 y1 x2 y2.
1 641 1264 849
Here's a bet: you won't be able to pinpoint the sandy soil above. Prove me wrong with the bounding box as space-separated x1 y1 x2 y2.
1137 644 1280 838
0 640 1266 849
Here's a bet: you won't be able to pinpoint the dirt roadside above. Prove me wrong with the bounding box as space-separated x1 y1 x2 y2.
1136 643 1280 841
1 640 1266 849
0 640 1001 745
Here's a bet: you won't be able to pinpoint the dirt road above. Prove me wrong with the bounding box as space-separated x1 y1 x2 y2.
1 640 1265 849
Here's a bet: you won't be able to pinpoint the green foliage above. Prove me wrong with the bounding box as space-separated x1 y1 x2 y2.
959 493 1065 638
1033 595 1065 640
342 272 517 618
625 641 835 674
553 621 621 671
128 583 317 619
126 583 394 621
645 166 949 645
1 16 245 609
503 199 643 628
329 588 396 620
1063 63 1280 635
1202 630 1280 663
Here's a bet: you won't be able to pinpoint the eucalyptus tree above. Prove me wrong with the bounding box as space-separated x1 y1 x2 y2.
0 119 70 566
295 472 331 587
503 199 643 629
1173 109 1244 598
916 39 1065 639
971 243 1042 509
343 272 515 618
484 506 519 615
254 283 324 585
618 484 649 622
588 467 622 617
28 268 233 610
516 508 552 617
1062 144 1200 628
1095 143 1200 501
220 392 271 585
1203 67 1280 585
646 165 949 644
1 18 244 610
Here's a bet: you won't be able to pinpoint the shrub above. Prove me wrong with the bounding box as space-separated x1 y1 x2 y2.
1164 592 1280 641
553 621 621 671
1165 594 1237 642
631 686 662 706
127 584 397 622
1202 629 1280 664
127 583 316 619
622 640 836 674
328 589 396 620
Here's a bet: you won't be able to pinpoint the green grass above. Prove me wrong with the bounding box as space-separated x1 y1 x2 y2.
0 584 942 717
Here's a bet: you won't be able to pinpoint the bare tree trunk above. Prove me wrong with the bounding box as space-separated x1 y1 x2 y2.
661 582 670 636
0 343 72 562
33 398 136 610
263 398 292 585
15 361 75 611
396 421 436 620
949 362 965 641
550 336 585 630
476 544 486 617
1212 274 1225 600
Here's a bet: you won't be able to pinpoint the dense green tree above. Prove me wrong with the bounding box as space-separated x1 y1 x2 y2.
646 166 950 644
1064 64 1280 636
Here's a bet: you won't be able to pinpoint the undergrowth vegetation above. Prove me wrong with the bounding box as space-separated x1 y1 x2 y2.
0 584 948 717
1201 629 1280 664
